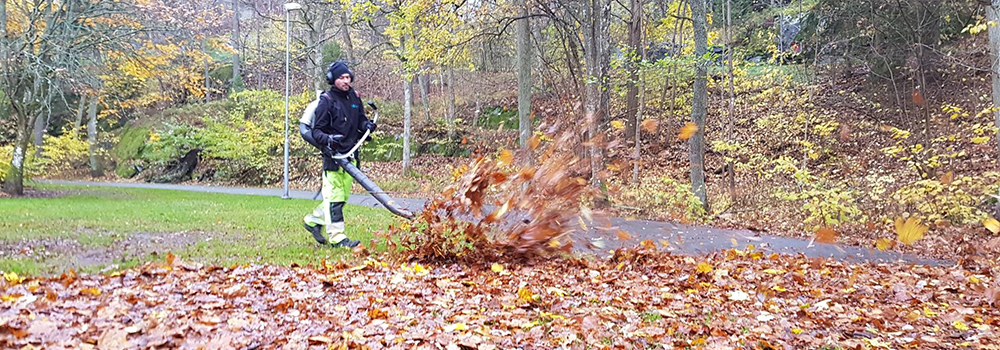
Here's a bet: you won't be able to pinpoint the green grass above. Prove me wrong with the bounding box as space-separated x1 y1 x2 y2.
0 184 399 276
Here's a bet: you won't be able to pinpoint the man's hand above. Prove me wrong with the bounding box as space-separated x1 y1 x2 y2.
363 120 377 133
324 134 345 156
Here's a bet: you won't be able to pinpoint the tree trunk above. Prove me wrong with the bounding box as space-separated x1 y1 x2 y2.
725 0 736 200
418 74 431 122
3 114 30 196
231 0 242 93
32 109 47 156
74 95 86 130
583 0 610 186
340 9 355 64
989 1 1000 158
632 0 645 184
402 77 413 174
446 67 456 140
87 96 102 177
624 0 642 139
516 0 532 148
203 39 210 102
689 0 709 210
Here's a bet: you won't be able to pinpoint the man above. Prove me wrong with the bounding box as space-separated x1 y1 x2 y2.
303 61 376 248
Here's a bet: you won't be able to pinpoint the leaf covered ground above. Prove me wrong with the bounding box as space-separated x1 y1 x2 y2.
3 248 999 349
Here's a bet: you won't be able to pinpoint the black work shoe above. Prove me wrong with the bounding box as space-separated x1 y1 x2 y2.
331 238 360 248
304 223 327 244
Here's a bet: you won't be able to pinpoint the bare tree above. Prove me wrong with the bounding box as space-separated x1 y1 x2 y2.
1 0 139 195
689 0 709 210
987 0 1000 157
583 0 611 186
516 0 532 148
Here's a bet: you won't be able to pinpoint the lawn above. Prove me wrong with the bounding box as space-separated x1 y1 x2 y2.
0 184 398 275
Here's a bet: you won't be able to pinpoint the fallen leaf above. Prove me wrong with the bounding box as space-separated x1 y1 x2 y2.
491 263 505 273
307 335 333 345
912 89 925 107
984 218 1000 234
678 122 698 140
610 120 625 130
940 171 953 185
444 323 468 332
728 290 750 301
81 287 102 296
696 262 712 274
3 272 24 285
517 288 534 303
97 327 128 350
953 320 970 331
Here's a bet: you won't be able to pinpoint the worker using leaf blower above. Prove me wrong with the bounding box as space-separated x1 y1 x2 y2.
300 61 414 248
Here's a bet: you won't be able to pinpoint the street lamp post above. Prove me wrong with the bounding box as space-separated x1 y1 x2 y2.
283 2 301 199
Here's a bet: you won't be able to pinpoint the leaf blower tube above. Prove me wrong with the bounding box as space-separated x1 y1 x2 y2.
301 100 414 220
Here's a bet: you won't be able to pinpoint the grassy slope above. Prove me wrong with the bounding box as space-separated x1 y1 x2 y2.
0 184 397 275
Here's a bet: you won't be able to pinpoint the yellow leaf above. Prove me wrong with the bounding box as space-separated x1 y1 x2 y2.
0 294 23 302
771 285 786 292
678 122 698 140
517 288 534 303
445 323 468 332
953 320 970 331
696 262 713 274
969 276 980 284
763 269 785 275
3 272 24 285
875 238 894 251
791 328 804 334
984 218 1000 234
497 149 513 167
412 263 428 275
527 134 541 149
971 136 990 144
610 120 625 130
80 287 102 296
923 306 937 317
640 119 658 133
491 263 505 273
895 216 928 245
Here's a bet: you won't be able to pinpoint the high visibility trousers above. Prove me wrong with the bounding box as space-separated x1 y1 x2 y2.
303 169 352 243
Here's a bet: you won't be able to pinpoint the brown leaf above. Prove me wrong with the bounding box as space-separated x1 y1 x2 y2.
814 227 838 244
308 335 335 344
527 135 541 149
678 122 698 140
616 230 632 240
97 327 128 350
940 171 953 185
640 119 658 133
912 89 925 107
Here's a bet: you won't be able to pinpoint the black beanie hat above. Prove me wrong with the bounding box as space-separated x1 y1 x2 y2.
326 61 354 85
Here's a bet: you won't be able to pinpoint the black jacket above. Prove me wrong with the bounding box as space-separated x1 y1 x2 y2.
311 87 369 171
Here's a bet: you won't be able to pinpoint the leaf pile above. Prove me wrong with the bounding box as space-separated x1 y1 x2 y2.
3 249 1000 349
387 129 597 262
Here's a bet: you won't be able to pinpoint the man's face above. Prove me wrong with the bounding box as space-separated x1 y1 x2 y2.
334 73 351 91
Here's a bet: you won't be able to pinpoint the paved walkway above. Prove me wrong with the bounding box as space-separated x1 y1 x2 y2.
37 180 951 266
